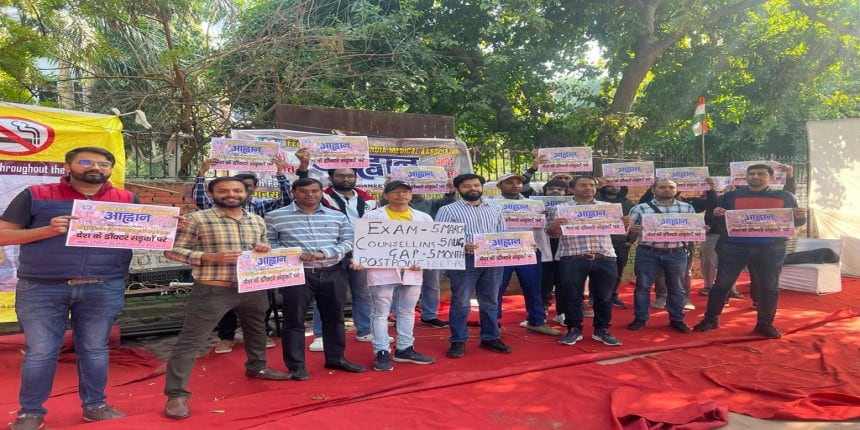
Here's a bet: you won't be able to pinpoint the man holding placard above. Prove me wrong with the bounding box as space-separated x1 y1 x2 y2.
266 177 366 379
626 179 697 333
693 164 806 339
355 180 436 371
1 147 136 428
192 151 305 354
493 173 560 336
436 173 512 358
163 177 290 420
296 162 382 347
547 175 623 347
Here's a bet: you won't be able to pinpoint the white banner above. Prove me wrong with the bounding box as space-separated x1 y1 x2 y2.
353 219 466 270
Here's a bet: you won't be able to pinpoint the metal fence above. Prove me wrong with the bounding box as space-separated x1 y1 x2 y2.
123 134 807 205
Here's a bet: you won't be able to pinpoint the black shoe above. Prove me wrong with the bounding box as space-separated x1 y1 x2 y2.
698 288 711 296
729 290 745 299
373 350 394 371
669 320 692 333
479 339 512 354
420 318 449 328
612 297 628 308
752 323 782 339
626 318 647 331
692 319 719 332
324 359 366 373
446 341 466 358
290 366 310 381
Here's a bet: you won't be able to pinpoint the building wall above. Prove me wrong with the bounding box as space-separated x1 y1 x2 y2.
125 180 197 214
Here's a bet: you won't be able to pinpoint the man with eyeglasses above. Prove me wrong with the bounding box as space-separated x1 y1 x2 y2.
1 147 136 429
296 163 383 347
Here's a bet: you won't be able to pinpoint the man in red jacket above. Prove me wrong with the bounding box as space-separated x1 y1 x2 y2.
0 147 135 430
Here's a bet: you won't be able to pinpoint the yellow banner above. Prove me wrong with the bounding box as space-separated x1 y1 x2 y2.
0 102 126 322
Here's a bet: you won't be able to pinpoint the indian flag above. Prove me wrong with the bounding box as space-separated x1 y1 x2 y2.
692 96 707 136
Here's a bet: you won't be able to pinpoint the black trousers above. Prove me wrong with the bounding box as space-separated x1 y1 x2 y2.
279 266 348 371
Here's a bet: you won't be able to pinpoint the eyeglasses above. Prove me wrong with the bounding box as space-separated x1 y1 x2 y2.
386 190 411 195
76 160 113 169
332 174 356 179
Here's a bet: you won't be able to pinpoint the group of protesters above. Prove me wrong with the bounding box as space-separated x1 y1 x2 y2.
0 145 805 429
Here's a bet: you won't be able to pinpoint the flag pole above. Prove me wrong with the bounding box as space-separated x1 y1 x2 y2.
701 132 706 167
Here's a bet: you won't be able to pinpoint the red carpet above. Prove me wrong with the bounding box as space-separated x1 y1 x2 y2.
1 277 858 429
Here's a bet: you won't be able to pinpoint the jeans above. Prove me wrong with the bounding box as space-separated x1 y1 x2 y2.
15 277 126 415
700 233 720 290
347 264 373 337
420 269 441 320
311 302 322 337
633 247 687 322
540 260 560 311
217 310 238 340
611 240 631 298
653 245 693 300
446 259 503 343
557 256 617 331
371 283 421 352
165 285 270 398
498 251 545 326
704 242 787 325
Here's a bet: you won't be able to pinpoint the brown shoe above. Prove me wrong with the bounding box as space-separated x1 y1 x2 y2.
525 324 562 336
245 367 292 380
164 397 190 420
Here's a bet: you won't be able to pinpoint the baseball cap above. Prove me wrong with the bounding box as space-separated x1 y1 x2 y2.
383 180 413 194
496 173 526 184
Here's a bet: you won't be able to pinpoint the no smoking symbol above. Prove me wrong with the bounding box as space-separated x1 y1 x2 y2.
0 117 55 155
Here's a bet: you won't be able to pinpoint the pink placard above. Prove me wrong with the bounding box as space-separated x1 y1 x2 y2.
66 201 179 250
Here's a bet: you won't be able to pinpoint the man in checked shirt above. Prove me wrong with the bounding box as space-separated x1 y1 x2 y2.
547 175 624 347
625 178 695 334
163 177 291 420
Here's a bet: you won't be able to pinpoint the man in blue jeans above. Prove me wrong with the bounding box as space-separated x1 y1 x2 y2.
493 173 560 336
436 173 512 358
625 178 695 333
0 147 135 430
694 164 806 338
547 175 623 347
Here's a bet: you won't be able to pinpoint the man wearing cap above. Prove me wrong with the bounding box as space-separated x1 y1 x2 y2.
494 173 560 336
378 178 457 328
355 181 436 371
435 173 512 358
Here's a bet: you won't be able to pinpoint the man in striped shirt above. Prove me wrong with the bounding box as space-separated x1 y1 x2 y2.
163 177 291 420
625 178 694 333
435 173 512 358
266 178 365 380
547 175 623 347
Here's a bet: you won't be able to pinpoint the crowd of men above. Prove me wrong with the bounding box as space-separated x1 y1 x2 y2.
0 146 805 429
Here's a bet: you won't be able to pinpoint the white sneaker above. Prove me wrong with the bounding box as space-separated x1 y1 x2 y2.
518 320 529 328
553 313 566 325
355 334 394 343
265 338 276 348
684 301 696 310
308 337 324 352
